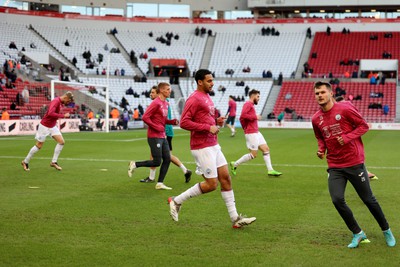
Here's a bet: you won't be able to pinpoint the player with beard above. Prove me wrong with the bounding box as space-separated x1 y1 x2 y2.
167 69 256 228
312 81 395 248
230 89 282 177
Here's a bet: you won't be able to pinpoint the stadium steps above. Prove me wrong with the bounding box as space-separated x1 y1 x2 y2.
29 25 80 76
296 34 314 78
199 35 215 70
108 32 143 76
262 85 281 118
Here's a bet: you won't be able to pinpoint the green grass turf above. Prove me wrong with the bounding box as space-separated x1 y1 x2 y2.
0 128 399 266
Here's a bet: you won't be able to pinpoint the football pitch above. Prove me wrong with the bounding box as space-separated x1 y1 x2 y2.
1 128 399 266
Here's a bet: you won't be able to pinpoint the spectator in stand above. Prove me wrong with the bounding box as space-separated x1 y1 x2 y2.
278 72 283 85
326 26 331 36
1 107 10 120
306 27 312 39
64 39 70 46
383 104 389 115
22 86 29 104
9 41 17 49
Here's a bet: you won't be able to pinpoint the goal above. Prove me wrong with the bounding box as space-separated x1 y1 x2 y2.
50 80 110 132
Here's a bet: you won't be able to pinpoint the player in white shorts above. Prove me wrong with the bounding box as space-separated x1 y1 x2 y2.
230 89 282 177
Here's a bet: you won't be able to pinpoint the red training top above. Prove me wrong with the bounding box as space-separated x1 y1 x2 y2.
180 90 218 150
142 97 176 138
240 100 259 134
312 102 369 168
40 97 64 128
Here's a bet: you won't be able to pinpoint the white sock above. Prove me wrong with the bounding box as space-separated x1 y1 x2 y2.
263 152 273 171
174 183 202 204
230 127 235 133
24 145 40 163
149 168 156 180
52 144 64 163
221 190 239 222
179 164 187 174
234 153 254 167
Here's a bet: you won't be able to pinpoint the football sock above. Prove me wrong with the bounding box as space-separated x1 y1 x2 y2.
179 164 187 174
263 152 273 171
221 190 239 223
24 145 40 163
149 168 156 180
235 153 254 167
52 144 64 163
174 183 202 205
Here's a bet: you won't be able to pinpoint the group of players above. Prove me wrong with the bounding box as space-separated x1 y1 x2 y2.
20 69 395 247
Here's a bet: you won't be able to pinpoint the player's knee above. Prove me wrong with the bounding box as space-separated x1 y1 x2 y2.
331 196 345 207
152 157 162 166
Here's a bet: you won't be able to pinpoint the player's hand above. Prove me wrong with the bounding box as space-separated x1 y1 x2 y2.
257 115 262 120
336 136 344 146
216 116 225 127
317 151 325 159
171 119 179 125
210 125 220 135
64 113 70 118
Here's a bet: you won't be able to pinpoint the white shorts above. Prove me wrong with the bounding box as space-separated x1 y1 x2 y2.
191 144 227 178
245 132 267 151
35 123 62 142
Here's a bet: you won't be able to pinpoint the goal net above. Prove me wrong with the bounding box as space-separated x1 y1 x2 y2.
50 80 110 132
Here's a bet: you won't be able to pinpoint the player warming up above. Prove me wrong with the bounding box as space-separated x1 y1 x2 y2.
128 82 178 190
225 95 237 137
140 86 192 183
168 69 256 228
230 89 282 177
21 91 74 171
312 81 395 248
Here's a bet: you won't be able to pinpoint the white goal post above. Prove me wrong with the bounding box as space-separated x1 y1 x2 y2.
50 79 110 132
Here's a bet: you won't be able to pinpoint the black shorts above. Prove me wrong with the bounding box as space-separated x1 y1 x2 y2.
167 136 173 151
226 116 235 125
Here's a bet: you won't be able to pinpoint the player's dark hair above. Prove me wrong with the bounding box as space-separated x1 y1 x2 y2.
314 81 332 91
194 69 212 84
248 89 260 97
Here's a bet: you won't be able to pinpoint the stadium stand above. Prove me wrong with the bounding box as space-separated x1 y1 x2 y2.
308 32 400 77
273 81 396 122
209 32 305 79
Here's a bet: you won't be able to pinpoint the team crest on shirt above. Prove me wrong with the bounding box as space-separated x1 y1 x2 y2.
157 143 161 148
335 114 341 121
205 168 211 175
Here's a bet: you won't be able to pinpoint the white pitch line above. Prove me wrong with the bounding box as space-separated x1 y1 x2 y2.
1 155 399 170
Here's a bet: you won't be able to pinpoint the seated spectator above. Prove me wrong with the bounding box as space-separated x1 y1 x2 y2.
65 39 70 46
217 85 226 93
351 70 358 78
30 42 37 49
311 52 317 58
120 68 125 76
9 41 17 49
237 46 242 51
370 75 377 85
242 66 251 73
267 112 276 119
1 107 10 120
383 104 389 115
